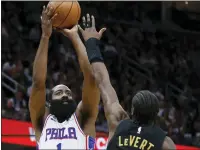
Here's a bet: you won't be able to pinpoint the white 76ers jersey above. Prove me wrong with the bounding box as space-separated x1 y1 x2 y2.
37 113 95 150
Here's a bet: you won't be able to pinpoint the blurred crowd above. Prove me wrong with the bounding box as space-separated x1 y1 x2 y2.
1 1 200 147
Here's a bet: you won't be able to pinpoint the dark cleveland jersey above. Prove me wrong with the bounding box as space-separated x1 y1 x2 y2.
107 119 166 150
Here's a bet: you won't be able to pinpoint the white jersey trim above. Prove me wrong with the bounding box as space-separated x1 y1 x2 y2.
73 114 89 149
73 113 86 136
43 114 52 128
37 114 52 144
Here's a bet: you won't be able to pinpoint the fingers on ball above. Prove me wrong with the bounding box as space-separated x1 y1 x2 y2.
51 13 58 22
43 5 46 12
47 7 54 17
42 5 46 16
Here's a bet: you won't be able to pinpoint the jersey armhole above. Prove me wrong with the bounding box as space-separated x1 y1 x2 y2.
73 113 95 149
37 114 52 143
43 114 52 128
73 113 86 136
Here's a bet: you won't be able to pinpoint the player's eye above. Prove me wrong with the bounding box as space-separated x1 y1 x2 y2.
66 91 72 97
56 91 63 95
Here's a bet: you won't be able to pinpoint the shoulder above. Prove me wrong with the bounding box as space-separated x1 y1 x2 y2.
154 125 167 135
162 136 176 150
118 119 132 126
107 119 132 144
114 119 132 133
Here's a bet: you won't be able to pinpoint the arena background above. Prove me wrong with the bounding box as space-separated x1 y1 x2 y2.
1 1 200 150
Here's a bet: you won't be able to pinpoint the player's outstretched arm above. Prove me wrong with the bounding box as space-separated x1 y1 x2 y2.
56 24 101 137
29 6 57 141
162 136 176 150
79 14 129 140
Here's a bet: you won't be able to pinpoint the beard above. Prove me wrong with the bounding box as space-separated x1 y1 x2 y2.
49 97 77 123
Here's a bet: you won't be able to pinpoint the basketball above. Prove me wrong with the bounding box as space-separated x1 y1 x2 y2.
48 1 81 28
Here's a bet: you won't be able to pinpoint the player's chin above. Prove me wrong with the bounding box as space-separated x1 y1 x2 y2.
65 104 77 118
63 110 76 121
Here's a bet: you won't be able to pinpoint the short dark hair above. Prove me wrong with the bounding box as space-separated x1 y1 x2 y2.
131 90 159 125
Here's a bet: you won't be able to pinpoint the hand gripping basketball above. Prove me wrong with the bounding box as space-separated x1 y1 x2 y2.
78 14 106 41
41 5 57 38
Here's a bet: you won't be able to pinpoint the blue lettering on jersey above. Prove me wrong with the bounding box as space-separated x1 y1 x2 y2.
88 136 95 149
45 127 77 141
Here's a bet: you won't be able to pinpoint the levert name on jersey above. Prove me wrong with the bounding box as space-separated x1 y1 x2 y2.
118 135 154 150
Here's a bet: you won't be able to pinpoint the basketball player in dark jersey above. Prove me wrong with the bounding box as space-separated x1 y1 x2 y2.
79 14 176 150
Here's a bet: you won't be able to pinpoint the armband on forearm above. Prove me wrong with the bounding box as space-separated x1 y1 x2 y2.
85 38 104 63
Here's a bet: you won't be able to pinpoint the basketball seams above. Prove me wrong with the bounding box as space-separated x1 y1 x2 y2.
58 1 74 28
51 2 64 18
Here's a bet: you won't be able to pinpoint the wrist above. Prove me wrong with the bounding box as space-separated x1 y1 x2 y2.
69 33 79 41
85 38 103 63
41 34 50 39
85 37 99 43
85 38 100 46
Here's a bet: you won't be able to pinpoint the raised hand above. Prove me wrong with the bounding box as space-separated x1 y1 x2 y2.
41 5 57 38
78 14 106 41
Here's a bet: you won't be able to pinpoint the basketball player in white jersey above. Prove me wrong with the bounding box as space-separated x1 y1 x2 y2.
29 6 105 149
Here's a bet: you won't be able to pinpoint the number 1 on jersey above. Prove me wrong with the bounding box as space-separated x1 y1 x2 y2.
57 143 62 150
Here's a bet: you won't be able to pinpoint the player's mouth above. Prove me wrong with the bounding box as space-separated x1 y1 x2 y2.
63 101 68 105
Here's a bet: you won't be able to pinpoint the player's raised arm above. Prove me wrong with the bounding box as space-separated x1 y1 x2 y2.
79 14 129 140
55 22 100 137
29 6 57 141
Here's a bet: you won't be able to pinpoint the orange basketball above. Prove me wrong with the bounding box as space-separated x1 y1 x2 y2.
48 1 81 28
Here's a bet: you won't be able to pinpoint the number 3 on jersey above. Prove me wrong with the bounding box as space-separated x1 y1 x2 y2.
57 143 62 150
137 127 142 134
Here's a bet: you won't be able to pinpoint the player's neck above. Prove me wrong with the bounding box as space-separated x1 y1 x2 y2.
56 116 67 123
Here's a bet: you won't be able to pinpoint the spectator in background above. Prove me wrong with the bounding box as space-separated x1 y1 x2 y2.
5 90 27 120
